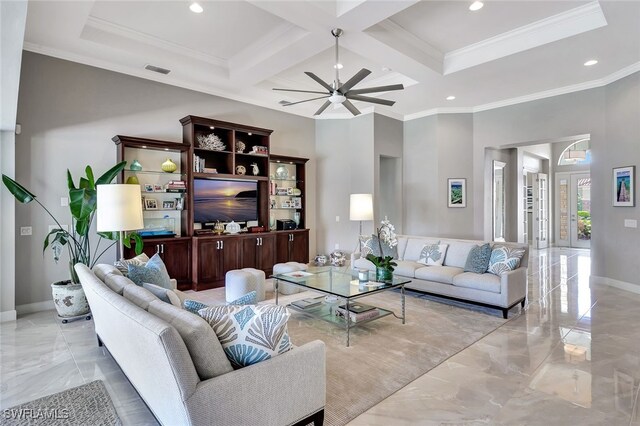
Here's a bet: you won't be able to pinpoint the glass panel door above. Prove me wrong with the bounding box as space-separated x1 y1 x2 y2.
571 173 591 248
534 173 549 249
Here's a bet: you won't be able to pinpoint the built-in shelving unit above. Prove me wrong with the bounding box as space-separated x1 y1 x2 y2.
269 155 308 230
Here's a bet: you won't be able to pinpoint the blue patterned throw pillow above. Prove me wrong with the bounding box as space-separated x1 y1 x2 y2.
183 291 258 314
198 304 293 369
487 246 526 275
360 235 398 258
127 253 172 289
418 243 449 266
464 243 492 274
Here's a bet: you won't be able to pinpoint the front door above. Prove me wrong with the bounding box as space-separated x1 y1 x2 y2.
570 174 591 248
534 173 549 249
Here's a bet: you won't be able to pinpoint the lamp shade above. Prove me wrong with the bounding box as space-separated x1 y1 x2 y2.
96 184 144 232
349 193 373 221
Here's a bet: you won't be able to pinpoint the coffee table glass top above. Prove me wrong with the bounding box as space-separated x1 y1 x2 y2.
272 267 410 299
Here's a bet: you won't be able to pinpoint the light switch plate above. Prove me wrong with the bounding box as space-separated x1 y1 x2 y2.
60 197 69 207
335 216 340 222
20 226 32 236
334 243 339 249
624 219 637 228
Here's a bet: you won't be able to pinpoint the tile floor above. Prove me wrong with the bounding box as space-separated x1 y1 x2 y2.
1 247 638 425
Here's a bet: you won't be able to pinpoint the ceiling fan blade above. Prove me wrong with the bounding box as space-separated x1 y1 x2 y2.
314 100 332 116
347 94 396 106
305 72 334 92
339 68 371 93
341 99 361 116
281 95 330 107
273 88 329 95
347 84 404 95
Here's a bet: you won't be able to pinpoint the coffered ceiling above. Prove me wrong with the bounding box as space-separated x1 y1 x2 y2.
22 1 640 120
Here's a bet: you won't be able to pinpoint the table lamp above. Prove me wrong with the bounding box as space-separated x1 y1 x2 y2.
97 184 144 259
350 193 373 255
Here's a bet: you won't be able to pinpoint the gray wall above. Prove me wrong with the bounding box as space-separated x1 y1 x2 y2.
1 131 16 318
374 114 403 230
14 52 316 307
403 113 475 238
599 72 640 285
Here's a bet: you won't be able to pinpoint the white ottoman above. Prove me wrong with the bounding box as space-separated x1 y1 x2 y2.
273 262 308 295
225 268 266 303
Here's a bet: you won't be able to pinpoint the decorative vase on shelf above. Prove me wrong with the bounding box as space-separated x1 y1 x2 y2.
225 221 241 234
251 163 259 176
375 267 393 282
275 165 288 179
236 165 246 175
213 221 225 235
125 175 139 185
269 215 275 230
293 212 300 229
161 158 177 173
130 160 142 171
291 188 302 196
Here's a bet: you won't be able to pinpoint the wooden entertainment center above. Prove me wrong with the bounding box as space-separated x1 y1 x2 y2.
115 116 309 291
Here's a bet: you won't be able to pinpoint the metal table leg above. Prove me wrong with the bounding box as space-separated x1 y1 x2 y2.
275 279 279 305
345 298 351 347
401 285 405 324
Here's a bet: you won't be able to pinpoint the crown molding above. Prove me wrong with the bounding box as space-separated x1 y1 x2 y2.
444 1 607 75
83 16 227 68
404 107 474 121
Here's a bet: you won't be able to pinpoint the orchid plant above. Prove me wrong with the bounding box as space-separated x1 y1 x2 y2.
365 217 398 272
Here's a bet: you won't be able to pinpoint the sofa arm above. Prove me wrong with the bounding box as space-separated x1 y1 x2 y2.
350 251 361 269
186 340 326 426
500 267 528 307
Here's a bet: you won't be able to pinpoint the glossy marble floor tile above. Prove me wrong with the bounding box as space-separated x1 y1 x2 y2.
2 248 638 426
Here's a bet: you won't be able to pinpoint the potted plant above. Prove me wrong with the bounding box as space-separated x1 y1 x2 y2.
365 218 398 282
2 161 143 319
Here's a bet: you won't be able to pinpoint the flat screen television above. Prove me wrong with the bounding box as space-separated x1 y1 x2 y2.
193 179 258 223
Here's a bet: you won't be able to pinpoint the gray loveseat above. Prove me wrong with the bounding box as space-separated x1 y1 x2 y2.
75 263 326 426
352 235 528 318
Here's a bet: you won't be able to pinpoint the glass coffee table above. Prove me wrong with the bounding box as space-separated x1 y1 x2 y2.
272 267 410 347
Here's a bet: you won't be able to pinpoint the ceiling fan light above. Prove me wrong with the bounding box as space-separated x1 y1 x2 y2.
329 93 346 104
334 63 344 70
446 95 456 100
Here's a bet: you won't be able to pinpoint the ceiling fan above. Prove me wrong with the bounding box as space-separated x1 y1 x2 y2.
273 28 404 116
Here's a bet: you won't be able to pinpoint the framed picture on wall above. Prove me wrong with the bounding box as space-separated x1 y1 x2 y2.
613 166 635 207
447 178 466 208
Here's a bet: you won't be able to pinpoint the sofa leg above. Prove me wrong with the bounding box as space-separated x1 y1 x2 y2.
312 409 324 426
502 309 508 319
97 335 103 347
521 298 526 308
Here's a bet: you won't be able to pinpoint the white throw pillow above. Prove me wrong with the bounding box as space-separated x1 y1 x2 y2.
418 243 449 266
114 253 150 274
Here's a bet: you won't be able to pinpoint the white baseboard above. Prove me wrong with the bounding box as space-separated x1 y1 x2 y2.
16 300 55 315
0 310 17 322
590 276 640 295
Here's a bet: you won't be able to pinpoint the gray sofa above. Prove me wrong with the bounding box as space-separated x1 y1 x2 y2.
75 263 326 426
352 235 528 318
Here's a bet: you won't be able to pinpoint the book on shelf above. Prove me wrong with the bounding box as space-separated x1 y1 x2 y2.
193 155 206 173
290 296 324 310
337 302 376 314
335 306 380 323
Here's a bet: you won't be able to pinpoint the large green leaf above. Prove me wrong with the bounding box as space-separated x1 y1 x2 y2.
98 231 118 240
69 187 97 221
2 175 36 203
85 166 95 189
66 170 76 190
96 161 126 185
75 218 89 236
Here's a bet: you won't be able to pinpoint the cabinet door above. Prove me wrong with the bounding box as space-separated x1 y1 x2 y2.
258 234 276 274
161 239 191 287
275 233 291 264
240 236 259 269
290 232 309 264
197 239 224 285
123 240 160 260
220 238 241 274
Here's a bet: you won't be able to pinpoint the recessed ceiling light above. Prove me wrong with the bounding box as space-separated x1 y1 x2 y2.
333 63 343 70
446 96 456 101
469 1 484 11
584 59 598 66
189 2 203 13
382 66 392 72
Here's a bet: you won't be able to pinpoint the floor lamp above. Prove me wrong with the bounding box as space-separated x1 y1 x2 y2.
350 193 373 252
96 184 144 260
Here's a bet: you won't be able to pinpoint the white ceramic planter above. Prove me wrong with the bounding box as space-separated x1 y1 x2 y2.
51 281 90 318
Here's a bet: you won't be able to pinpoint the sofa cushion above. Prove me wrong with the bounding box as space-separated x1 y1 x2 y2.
114 253 150 274
199 304 293 369
403 238 440 262
393 260 425 278
488 246 526 275
143 283 182 308
92 264 122 282
414 266 463 284
443 242 477 268
183 291 258 314
127 254 172 289
123 285 158 310
353 257 375 271
453 272 501 294
464 243 492 274
418 244 449 266
396 237 409 260
103 274 135 295
148 300 234 379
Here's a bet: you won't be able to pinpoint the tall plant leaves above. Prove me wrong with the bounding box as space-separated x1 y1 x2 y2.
85 166 95 188
69 187 96 222
66 170 76 190
96 161 126 185
2 175 36 203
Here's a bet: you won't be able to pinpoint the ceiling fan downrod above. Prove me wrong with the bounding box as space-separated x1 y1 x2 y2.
332 28 343 90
